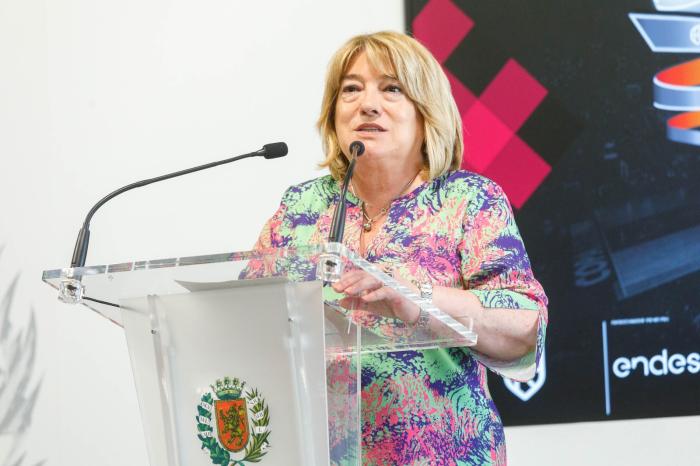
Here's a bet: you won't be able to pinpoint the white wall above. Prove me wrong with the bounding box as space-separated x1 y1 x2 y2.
0 0 696 464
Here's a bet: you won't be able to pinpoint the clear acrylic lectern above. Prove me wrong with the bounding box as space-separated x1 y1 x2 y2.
42 243 477 466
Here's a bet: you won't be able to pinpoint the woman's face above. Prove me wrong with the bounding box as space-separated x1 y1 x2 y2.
334 52 424 166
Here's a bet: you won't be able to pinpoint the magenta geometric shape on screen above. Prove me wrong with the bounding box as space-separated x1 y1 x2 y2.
483 136 551 209
480 59 548 131
412 0 473 64
412 0 551 208
461 101 514 173
444 68 477 115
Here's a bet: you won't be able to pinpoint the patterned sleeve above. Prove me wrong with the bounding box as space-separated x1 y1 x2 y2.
252 181 325 250
246 184 323 280
241 188 293 279
459 179 548 382
252 190 291 250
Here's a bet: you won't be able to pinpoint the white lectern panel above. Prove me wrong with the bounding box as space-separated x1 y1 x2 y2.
122 280 329 466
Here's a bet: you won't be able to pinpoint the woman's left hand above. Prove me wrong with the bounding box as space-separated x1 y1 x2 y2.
332 269 420 323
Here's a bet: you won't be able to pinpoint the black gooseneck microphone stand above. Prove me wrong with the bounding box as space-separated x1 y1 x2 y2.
70 142 288 268
328 141 365 243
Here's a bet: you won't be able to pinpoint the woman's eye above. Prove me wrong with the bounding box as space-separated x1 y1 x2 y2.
385 84 403 94
342 84 360 93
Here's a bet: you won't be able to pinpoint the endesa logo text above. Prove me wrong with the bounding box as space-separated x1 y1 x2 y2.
612 349 700 378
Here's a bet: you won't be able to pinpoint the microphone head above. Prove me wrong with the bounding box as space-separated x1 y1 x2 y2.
262 142 288 159
349 141 365 157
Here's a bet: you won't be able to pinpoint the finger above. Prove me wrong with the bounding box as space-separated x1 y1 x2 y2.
339 296 394 318
331 269 366 291
361 288 420 322
344 275 383 296
333 270 381 295
361 286 395 303
338 296 364 310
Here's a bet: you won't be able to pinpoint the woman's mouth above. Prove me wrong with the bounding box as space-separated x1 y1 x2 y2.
355 124 386 132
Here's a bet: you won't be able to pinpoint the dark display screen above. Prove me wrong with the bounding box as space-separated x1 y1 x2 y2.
406 0 700 425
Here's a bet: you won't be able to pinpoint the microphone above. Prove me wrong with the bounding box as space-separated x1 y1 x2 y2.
69 142 288 268
328 141 364 243
261 142 288 159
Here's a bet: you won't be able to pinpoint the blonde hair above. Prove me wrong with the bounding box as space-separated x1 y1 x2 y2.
317 31 463 181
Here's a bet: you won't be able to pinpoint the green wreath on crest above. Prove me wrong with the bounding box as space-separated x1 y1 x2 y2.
196 388 271 465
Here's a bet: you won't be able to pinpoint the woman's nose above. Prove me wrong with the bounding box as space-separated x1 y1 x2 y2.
359 89 382 116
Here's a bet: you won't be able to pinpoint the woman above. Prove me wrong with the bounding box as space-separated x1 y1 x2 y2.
254 31 548 465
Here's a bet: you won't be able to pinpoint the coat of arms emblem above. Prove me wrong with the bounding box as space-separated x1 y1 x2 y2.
196 377 270 465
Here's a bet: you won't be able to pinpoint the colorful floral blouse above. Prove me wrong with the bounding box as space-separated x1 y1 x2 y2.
253 170 548 465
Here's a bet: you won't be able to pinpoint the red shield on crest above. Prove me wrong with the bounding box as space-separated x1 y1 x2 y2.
215 399 249 452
